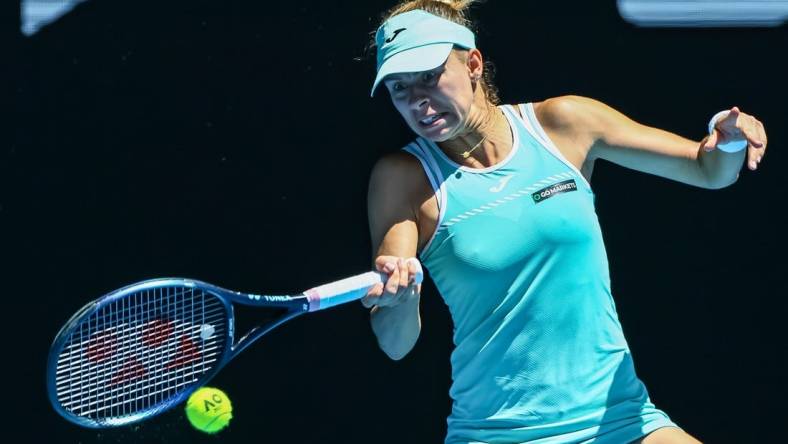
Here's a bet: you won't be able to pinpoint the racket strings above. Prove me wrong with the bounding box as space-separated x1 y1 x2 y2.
54 286 229 423
55 304 225 365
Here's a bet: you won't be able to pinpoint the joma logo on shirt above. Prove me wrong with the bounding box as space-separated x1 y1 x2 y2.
489 175 514 193
532 179 577 203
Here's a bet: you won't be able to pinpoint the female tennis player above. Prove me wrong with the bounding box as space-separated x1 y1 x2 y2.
360 1 768 443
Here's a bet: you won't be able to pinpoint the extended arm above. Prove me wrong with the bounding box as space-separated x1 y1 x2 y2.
537 96 767 189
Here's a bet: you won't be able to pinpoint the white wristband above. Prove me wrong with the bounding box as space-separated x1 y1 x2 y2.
708 110 747 153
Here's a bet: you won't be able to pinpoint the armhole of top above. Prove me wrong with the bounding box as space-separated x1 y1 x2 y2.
518 103 593 191
403 139 448 260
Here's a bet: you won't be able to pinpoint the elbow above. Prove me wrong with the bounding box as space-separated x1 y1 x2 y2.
370 300 421 361
378 335 417 361
384 347 410 361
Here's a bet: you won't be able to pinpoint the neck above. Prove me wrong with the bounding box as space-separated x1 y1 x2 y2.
439 103 511 167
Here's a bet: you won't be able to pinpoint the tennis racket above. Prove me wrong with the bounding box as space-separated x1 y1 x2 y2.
46 264 423 429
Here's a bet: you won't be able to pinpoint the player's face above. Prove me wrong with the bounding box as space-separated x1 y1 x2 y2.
383 50 477 142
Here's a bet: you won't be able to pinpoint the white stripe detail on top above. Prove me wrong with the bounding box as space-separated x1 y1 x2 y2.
404 104 587 255
403 141 442 211
440 171 574 228
413 103 524 256
414 139 449 227
516 103 592 191
404 139 448 258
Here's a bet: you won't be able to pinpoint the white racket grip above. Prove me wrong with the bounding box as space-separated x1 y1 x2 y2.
304 258 423 312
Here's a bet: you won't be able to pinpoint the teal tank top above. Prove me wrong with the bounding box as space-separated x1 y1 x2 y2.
403 104 679 443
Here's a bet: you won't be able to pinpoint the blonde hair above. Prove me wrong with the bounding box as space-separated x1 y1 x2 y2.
384 0 476 28
371 0 500 105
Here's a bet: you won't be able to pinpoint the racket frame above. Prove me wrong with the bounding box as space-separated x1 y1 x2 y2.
47 268 408 428
46 278 308 429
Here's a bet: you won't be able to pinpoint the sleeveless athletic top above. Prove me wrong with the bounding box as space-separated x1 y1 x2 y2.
403 104 679 443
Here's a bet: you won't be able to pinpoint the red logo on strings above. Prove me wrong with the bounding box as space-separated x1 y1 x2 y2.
84 317 206 387
166 336 202 370
110 357 147 386
85 331 118 364
141 319 174 347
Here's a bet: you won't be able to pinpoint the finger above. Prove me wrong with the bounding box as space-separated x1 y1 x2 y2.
741 122 764 149
384 261 397 274
405 257 424 285
745 124 767 170
747 137 764 149
375 256 397 272
752 127 767 168
397 258 409 290
365 282 384 298
756 123 768 152
385 264 401 295
360 283 384 308
747 150 758 170
717 107 743 135
725 107 741 126
720 107 739 128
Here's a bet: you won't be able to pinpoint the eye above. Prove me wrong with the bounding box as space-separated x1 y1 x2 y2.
422 71 437 83
392 82 406 91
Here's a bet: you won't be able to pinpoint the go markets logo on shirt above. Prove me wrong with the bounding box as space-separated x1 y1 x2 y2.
532 179 577 203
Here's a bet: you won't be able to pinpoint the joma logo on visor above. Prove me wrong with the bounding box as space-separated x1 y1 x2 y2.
385 28 407 43
532 179 578 203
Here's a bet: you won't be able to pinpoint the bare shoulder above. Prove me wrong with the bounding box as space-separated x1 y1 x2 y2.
368 150 433 214
370 150 429 191
370 150 423 183
368 150 436 256
532 95 605 135
530 95 602 173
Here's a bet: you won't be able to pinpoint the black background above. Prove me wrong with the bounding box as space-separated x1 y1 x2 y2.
5 1 787 443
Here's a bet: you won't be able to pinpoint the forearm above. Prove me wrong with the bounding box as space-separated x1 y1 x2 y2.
697 142 746 189
370 295 421 360
557 97 758 190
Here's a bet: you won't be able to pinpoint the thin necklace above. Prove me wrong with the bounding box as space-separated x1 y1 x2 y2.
461 135 487 159
460 107 501 159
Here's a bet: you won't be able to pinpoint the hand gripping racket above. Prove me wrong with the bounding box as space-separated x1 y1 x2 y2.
46 262 423 428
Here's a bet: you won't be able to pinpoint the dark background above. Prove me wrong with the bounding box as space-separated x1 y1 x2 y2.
5 1 786 443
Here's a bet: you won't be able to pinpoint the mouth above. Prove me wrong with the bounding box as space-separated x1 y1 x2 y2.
418 112 447 127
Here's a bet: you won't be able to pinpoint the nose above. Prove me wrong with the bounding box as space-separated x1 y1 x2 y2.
409 94 429 112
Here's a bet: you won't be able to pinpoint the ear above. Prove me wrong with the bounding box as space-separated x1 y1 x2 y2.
466 48 484 82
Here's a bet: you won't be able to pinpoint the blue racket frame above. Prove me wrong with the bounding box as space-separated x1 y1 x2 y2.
47 278 309 429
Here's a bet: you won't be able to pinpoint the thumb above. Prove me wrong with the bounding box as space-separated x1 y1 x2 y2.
364 282 384 299
703 133 718 152
719 106 741 129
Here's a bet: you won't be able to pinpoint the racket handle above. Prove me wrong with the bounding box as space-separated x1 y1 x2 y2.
304 271 384 312
305 259 424 312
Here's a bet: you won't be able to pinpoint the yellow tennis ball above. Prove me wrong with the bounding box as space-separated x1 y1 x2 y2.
184 387 233 434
